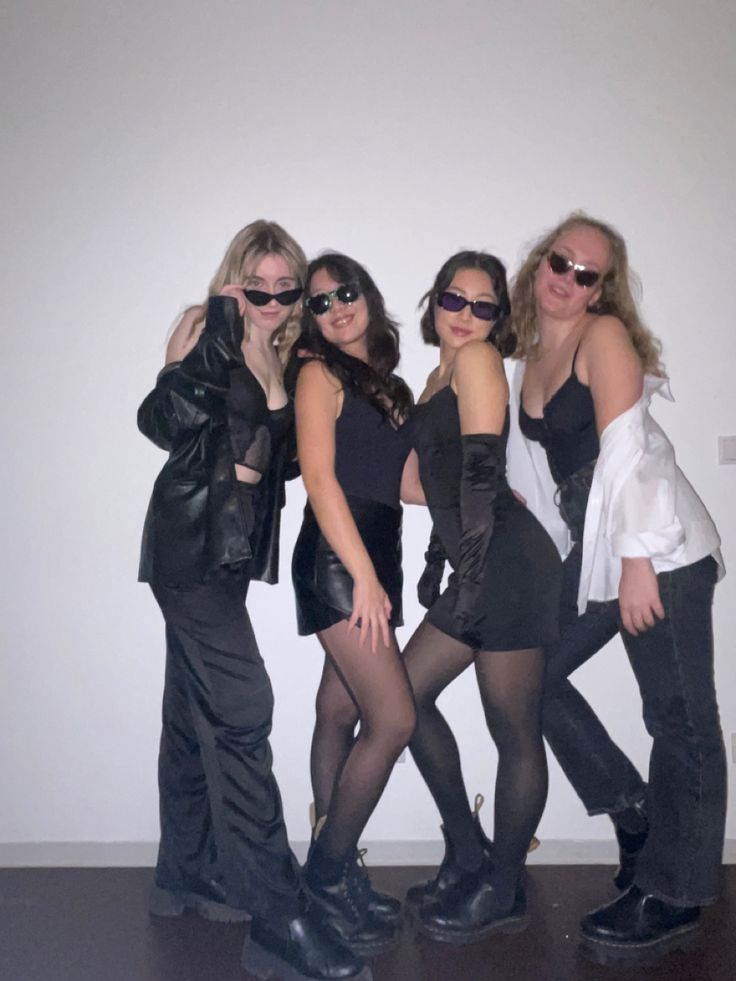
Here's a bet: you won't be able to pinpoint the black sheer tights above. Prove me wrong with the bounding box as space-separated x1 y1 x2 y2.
310 620 415 862
404 620 547 899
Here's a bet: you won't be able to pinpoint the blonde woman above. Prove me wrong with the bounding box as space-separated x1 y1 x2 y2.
138 221 368 981
510 213 725 966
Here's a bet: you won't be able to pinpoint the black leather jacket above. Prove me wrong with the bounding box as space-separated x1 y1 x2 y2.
138 295 296 585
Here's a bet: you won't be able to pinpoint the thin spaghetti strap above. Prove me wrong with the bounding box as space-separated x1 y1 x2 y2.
570 338 584 378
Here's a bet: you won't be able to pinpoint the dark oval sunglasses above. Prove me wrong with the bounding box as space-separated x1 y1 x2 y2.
243 287 303 307
546 251 601 289
305 284 361 316
436 291 501 323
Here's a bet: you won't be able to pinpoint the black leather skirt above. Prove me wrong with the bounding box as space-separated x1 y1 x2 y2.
291 495 404 636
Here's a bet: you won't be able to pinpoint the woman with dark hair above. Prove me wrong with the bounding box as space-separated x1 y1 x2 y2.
404 251 561 944
509 212 725 965
290 253 420 955
138 222 367 981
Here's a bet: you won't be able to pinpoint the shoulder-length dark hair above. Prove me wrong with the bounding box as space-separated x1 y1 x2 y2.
419 250 516 357
287 252 413 422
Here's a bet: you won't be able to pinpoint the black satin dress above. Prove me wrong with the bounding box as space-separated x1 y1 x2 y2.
414 386 561 651
292 390 413 636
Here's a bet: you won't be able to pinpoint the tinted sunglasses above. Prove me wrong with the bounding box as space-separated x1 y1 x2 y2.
243 287 303 307
437 290 501 322
547 251 601 289
305 284 361 315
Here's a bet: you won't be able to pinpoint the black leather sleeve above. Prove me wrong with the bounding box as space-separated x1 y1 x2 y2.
417 525 446 609
454 434 505 631
137 296 244 450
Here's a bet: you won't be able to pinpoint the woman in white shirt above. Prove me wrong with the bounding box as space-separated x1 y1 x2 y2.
510 212 725 966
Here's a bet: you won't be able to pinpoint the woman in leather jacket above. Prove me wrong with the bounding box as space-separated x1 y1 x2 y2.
138 221 368 981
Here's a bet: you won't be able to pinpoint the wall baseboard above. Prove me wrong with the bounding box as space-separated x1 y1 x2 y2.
2 839 736 868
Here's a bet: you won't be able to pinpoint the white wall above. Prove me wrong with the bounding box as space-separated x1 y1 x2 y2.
2 0 734 862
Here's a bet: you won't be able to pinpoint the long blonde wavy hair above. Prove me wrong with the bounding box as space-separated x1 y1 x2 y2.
510 212 664 375
178 220 307 366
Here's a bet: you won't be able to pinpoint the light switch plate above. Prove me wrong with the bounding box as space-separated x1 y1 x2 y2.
718 436 736 464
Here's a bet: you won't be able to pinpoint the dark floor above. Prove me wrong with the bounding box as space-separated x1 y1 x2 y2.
0 865 733 981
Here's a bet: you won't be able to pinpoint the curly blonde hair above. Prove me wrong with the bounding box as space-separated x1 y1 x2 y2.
510 212 664 375
179 220 307 365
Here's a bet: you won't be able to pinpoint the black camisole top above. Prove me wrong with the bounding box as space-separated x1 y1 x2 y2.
334 390 414 509
518 346 599 483
226 364 293 476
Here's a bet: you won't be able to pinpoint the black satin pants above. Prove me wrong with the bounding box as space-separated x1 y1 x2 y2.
150 572 301 918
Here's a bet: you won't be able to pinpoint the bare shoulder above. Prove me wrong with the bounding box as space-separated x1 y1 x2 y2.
454 342 507 431
165 305 205 364
296 358 342 395
581 315 636 362
454 340 504 379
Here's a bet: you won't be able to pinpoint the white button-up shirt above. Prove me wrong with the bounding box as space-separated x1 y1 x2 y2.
507 362 724 614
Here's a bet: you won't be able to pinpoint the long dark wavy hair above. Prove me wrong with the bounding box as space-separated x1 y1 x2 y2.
419 250 516 357
286 252 413 423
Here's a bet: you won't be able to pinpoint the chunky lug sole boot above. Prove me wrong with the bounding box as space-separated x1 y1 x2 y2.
304 852 399 956
241 905 372 981
579 885 700 966
308 804 402 927
405 794 495 913
149 879 250 923
416 857 528 945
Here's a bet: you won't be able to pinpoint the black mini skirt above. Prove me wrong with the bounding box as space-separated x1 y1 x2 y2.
292 495 404 636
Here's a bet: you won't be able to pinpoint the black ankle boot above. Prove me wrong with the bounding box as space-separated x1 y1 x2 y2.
406 798 494 913
416 856 528 945
304 847 399 956
355 848 402 925
580 885 700 965
612 799 649 891
242 900 371 980
308 806 401 927
149 875 250 923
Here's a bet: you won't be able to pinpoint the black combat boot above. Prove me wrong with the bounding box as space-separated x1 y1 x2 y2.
307 805 402 926
405 795 494 913
242 897 372 980
580 885 700 966
416 855 528 945
304 844 399 956
149 875 250 923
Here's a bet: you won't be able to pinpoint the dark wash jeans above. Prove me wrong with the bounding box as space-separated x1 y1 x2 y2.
151 574 302 919
542 469 726 906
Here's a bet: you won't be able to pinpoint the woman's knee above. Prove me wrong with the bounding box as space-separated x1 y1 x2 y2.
314 680 359 732
363 697 416 751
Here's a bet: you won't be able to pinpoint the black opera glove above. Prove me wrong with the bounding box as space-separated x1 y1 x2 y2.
454 433 505 633
417 526 446 609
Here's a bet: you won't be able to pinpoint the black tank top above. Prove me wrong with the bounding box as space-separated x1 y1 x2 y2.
413 385 510 510
518 346 599 483
226 364 293 475
334 390 414 509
